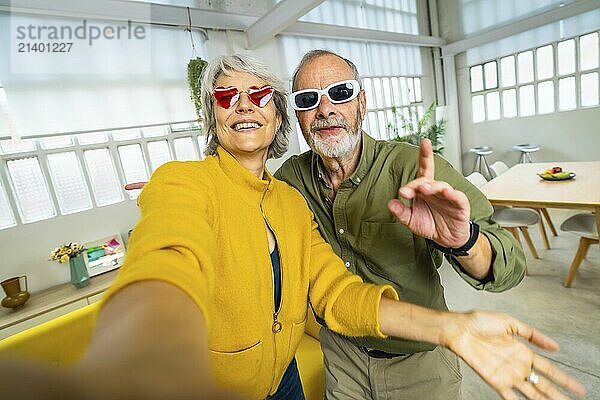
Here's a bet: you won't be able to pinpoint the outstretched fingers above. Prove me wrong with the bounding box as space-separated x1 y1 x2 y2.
511 318 559 352
418 138 435 180
533 355 587 398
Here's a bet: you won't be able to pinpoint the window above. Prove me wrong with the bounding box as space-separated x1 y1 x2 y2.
469 30 599 122
0 122 204 229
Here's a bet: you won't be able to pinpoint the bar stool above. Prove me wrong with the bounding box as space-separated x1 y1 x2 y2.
514 143 540 163
469 146 493 180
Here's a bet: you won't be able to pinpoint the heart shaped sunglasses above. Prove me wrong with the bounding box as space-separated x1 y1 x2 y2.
212 85 274 109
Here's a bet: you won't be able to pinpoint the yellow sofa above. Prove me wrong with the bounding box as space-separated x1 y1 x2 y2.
0 303 324 399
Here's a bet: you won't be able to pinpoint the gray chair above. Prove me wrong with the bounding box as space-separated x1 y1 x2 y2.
488 160 556 246
465 172 540 266
513 143 540 163
560 213 599 287
469 146 494 180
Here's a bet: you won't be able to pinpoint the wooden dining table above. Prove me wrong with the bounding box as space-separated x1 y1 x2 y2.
479 160 600 254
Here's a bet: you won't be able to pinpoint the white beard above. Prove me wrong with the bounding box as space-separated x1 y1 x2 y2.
305 113 361 159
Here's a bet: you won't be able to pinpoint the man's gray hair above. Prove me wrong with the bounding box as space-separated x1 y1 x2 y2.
201 54 291 159
291 49 361 91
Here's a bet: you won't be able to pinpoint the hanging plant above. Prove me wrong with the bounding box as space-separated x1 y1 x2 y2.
187 57 208 120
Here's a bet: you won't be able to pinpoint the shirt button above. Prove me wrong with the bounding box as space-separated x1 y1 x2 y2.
345 261 351 268
339 228 345 234
356 177 361 183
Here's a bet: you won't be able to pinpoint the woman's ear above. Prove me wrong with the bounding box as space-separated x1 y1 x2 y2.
276 113 283 132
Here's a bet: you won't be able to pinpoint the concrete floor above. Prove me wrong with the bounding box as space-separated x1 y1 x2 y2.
440 209 599 399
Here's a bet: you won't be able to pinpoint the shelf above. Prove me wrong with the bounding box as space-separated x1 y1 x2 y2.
0 270 118 331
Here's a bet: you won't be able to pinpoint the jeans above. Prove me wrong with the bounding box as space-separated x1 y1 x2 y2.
267 358 305 400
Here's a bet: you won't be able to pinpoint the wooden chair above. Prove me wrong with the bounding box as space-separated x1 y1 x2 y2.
560 213 599 288
489 161 555 249
466 172 540 273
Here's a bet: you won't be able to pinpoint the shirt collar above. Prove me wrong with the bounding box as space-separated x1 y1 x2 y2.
216 146 274 202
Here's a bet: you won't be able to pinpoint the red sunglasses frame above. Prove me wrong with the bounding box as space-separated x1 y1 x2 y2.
212 85 274 109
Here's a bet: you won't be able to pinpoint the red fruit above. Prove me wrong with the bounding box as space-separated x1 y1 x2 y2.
551 166 562 174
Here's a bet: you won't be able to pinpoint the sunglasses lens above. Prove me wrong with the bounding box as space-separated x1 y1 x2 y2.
293 91 319 110
328 82 356 102
213 87 239 109
248 86 274 108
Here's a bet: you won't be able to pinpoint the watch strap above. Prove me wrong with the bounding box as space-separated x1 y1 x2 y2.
428 221 480 257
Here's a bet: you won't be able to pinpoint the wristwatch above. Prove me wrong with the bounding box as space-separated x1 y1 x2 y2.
428 221 480 257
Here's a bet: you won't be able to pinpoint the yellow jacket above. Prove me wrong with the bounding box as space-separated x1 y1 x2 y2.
102 147 398 398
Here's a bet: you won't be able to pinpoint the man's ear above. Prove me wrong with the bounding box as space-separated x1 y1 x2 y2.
359 90 367 120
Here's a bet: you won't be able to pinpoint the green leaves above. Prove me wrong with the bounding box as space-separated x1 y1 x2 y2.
187 57 208 121
388 102 445 155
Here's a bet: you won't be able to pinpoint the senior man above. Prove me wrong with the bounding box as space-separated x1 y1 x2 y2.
275 49 526 399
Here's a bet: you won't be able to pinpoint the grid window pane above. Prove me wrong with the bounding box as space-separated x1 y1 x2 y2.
7 157 56 223
536 45 554 80
517 51 534 84
118 144 149 200
537 81 555 114
580 32 599 71
413 78 422 102
558 77 576 110
40 136 73 150
147 140 172 172
0 180 16 229
558 39 576 75
377 111 387 140
398 77 409 104
373 78 384 108
382 77 393 108
486 91 500 120
483 61 497 89
47 151 92 214
502 89 517 118
142 126 168 137
581 72 599 107
470 65 484 92
112 129 141 141
500 56 516 87
77 132 108 145
174 137 198 161
519 85 535 116
407 78 416 103
0 139 36 154
472 95 485 122
391 78 401 105
368 111 379 135
197 136 207 159
84 148 123 206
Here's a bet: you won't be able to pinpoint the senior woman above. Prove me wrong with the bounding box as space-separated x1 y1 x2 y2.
0 55 584 400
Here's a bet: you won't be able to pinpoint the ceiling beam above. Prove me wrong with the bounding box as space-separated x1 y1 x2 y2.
442 0 600 56
0 0 444 49
245 0 324 50
285 21 446 47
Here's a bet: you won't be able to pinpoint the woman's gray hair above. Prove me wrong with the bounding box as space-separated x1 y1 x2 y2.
201 54 291 159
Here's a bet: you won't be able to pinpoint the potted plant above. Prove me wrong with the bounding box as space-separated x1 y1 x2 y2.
388 102 445 154
49 242 89 288
187 57 208 120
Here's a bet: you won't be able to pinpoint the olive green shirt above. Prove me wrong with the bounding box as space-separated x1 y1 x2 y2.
275 132 526 354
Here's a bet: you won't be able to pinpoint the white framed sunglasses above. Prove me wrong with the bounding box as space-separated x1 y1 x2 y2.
290 79 361 111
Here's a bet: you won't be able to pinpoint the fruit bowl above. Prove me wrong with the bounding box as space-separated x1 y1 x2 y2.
537 172 576 181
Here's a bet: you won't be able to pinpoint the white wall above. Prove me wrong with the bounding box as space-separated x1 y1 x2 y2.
0 200 139 292
455 53 600 171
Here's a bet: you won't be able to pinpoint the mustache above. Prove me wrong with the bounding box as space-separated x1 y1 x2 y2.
310 117 349 132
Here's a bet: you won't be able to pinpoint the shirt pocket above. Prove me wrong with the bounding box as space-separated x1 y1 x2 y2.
209 340 263 395
358 221 417 282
